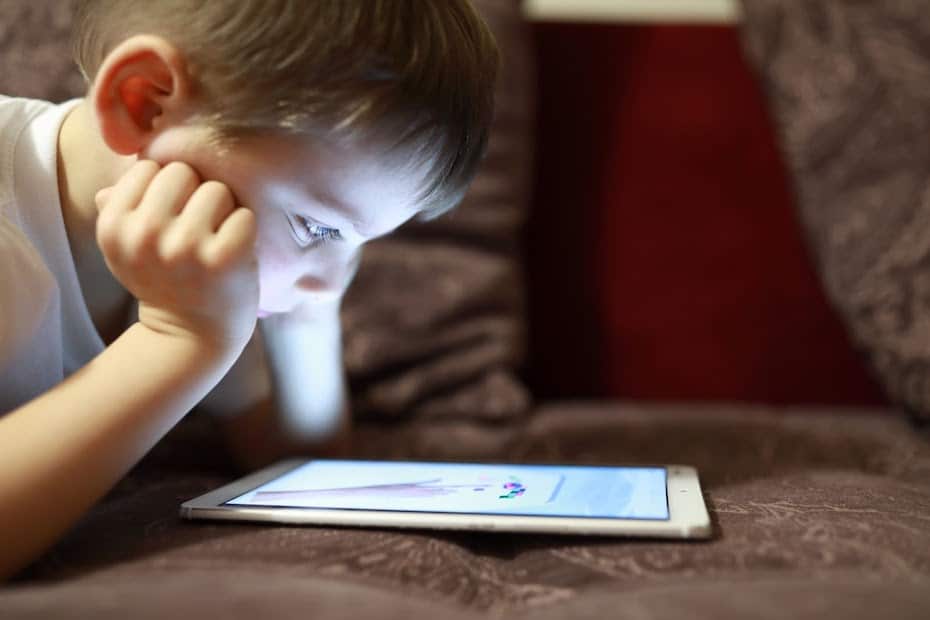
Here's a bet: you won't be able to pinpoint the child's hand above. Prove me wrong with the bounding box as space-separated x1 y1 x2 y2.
95 160 259 351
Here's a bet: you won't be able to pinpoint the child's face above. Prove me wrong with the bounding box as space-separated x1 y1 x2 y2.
141 126 424 317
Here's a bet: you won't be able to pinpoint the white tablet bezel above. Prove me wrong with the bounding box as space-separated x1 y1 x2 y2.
180 459 712 539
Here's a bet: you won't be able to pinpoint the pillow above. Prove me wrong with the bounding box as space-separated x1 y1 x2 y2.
739 0 930 422
343 0 535 454
0 0 85 102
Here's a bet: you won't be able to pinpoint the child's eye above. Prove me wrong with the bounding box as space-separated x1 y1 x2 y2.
291 214 343 246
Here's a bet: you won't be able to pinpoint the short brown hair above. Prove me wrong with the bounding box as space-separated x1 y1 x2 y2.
72 0 500 219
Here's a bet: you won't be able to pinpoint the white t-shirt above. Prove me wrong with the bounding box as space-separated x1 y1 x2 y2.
0 96 105 413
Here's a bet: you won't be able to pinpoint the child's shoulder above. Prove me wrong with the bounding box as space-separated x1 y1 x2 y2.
0 95 55 127
0 95 56 155
0 96 63 207
0 96 59 142
0 96 62 157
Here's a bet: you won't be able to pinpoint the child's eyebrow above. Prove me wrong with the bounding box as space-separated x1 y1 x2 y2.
314 204 371 239
307 186 412 240
303 189 365 236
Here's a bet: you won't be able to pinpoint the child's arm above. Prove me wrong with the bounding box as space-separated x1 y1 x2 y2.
0 161 258 580
210 300 352 471
0 324 238 580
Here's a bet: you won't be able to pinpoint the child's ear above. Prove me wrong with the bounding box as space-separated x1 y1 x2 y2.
91 35 191 155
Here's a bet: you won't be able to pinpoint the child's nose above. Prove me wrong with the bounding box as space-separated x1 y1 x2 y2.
294 252 360 302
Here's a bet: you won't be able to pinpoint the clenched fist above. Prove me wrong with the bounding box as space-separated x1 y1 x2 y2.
95 160 259 352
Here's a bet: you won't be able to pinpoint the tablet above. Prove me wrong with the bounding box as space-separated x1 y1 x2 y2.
181 459 711 538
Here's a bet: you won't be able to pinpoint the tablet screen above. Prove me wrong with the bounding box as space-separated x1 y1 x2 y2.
226 461 669 520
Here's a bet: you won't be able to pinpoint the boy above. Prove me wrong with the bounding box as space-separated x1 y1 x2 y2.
0 0 499 579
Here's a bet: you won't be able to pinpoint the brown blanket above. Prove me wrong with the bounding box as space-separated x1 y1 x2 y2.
4 403 929 618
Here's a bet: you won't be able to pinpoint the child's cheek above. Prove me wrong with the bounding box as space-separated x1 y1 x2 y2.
256 243 289 294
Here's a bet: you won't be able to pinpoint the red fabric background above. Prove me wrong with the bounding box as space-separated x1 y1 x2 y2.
524 23 887 406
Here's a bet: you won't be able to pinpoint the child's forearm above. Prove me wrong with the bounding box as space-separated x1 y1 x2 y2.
259 305 349 440
214 304 351 470
217 390 351 472
0 323 239 580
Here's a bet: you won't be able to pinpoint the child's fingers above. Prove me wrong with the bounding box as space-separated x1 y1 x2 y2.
175 181 237 235
94 187 113 210
136 162 201 224
202 207 257 269
98 160 161 215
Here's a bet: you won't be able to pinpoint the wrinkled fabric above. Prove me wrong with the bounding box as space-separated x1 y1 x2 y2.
740 0 930 422
7 403 930 618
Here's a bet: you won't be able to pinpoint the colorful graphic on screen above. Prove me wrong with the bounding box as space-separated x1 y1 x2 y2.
226 461 669 520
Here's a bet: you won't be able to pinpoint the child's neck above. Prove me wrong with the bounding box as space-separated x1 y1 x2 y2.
57 100 136 343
